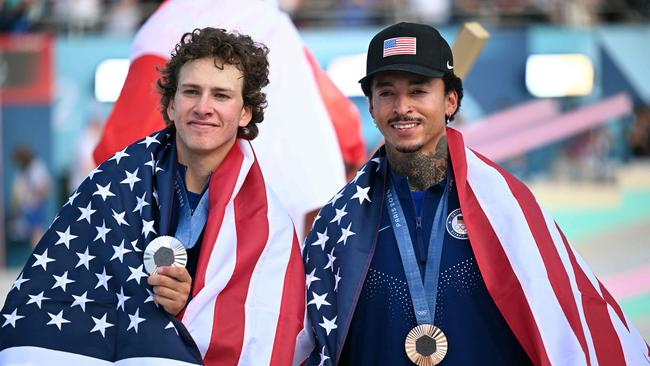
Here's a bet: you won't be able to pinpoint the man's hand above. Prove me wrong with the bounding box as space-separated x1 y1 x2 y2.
147 266 192 316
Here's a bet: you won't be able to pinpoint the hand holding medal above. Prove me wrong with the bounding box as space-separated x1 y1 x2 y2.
145 236 191 316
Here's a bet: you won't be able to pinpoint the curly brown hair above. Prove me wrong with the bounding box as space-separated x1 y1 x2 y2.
157 27 270 140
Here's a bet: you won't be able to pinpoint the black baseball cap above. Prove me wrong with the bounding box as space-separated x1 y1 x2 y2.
359 22 454 95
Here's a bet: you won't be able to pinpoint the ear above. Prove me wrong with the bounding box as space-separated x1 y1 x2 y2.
445 89 458 117
166 99 176 124
238 105 253 127
368 95 375 120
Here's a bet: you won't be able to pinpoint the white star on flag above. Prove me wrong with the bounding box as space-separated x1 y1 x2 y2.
87 167 103 180
324 248 336 271
319 315 337 336
93 182 116 201
76 247 95 269
116 287 130 311
141 219 156 238
145 153 163 174
328 190 344 207
308 291 331 310
144 288 158 307
318 347 330 366
120 169 141 191
95 268 112 290
71 291 93 312
350 166 365 183
310 228 329 251
32 249 56 271
165 321 178 335
52 271 75 291
127 308 145 333
94 221 112 243
66 191 81 206
2 309 24 328
131 239 142 253
47 310 70 330
329 204 348 225
337 222 356 245
10 273 29 291
55 226 78 249
109 147 130 165
139 135 160 148
90 313 114 338
127 265 147 285
334 268 342 292
77 202 96 223
371 157 382 171
133 193 150 215
306 268 320 290
111 240 132 263
351 185 371 204
111 209 129 227
27 291 50 309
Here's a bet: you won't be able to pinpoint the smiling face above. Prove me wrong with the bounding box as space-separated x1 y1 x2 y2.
167 57 252 167
369 71 457 159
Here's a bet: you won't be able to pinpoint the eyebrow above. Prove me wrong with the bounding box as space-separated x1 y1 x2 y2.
179 83 235 93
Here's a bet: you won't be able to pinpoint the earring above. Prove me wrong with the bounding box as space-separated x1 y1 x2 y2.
445 115 450 124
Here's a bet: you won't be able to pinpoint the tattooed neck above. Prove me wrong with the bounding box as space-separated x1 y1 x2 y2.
388 137 448 191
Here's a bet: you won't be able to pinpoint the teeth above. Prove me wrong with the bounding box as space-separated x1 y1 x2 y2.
393 123 416 130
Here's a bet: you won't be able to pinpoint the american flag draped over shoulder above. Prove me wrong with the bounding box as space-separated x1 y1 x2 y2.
1 128 305 365
295 127 649 365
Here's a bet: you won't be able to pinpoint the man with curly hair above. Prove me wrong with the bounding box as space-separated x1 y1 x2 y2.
0 27 304 366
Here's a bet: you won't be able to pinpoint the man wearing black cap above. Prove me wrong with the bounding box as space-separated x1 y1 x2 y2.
297 22 649 366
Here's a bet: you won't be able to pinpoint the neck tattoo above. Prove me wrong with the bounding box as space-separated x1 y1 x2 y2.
389 137 448 191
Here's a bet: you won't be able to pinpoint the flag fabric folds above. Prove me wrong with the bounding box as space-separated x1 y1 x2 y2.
1 128 306 365
296 127 649 365
93 0 364 235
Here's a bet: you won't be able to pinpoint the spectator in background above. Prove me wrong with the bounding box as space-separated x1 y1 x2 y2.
53 0 102 34
629 105 650 157
104 0 142 35
0 0 35 32
10 145 52 247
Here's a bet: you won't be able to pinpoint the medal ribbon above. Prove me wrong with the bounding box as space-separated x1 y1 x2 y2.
175 172 210 249
386 178 449 326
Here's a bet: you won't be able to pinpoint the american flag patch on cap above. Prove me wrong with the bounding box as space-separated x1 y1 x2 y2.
383 37 416 57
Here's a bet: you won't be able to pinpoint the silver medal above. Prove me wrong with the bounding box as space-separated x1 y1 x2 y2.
143 236 187 275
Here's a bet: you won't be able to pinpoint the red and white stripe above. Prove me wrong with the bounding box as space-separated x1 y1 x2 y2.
448 127 650 365
181 140 305 366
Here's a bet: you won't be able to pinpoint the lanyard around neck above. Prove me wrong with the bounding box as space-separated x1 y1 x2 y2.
385 177 449 325
174 171 209 249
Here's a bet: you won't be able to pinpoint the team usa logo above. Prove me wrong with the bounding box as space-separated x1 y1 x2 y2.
446 208 468 240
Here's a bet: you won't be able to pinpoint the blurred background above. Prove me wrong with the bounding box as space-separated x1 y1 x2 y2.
0 0 648 340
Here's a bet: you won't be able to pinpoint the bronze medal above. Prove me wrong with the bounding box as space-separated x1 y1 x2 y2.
404 324 448 366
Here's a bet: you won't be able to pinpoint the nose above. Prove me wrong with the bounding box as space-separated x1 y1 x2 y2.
194 93 213 117
393 94 412 115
